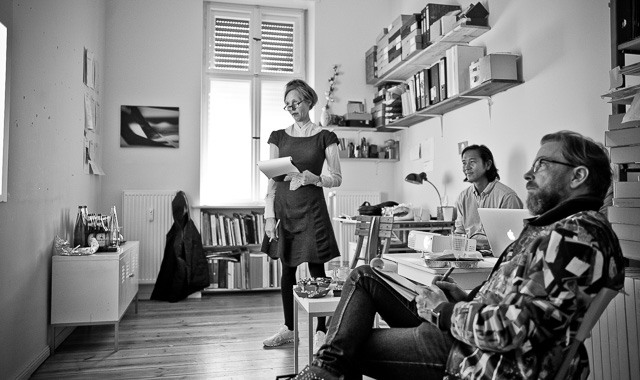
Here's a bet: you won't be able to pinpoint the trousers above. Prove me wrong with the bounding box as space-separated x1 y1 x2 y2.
313 265 454 380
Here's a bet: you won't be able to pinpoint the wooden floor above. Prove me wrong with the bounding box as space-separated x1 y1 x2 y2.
31 290 310 379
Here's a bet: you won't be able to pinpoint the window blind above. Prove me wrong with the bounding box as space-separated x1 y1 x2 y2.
261 21 294 73
213 17 250 71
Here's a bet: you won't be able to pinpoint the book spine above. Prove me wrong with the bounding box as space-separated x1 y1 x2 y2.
614 181 640 198
608 206 640 225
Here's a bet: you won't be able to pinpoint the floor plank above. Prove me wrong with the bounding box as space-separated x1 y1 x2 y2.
32 291 311 379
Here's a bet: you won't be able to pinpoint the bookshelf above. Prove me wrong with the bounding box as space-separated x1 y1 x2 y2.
195 205 281 293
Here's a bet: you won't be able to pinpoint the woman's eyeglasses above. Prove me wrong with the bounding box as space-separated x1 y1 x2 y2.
283 100 305 111
530 157 577 173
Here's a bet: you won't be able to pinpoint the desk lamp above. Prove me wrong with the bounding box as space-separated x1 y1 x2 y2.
405 172 444 220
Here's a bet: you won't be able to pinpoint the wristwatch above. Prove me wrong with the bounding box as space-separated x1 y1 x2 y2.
425 308 440 327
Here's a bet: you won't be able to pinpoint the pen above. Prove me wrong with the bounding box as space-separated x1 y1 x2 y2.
441 267 455 282
270 219 281 242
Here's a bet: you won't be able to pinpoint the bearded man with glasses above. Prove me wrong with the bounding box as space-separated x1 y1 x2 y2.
293 130 624 380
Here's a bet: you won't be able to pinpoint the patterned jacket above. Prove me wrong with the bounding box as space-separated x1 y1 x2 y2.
439 196 625 380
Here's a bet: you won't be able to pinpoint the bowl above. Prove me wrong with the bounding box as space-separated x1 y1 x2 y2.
424 260 451 268
294 285 330 298
450 260 480 269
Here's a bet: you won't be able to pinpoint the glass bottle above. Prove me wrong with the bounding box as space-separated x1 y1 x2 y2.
73 206 88 247
108 206 120 247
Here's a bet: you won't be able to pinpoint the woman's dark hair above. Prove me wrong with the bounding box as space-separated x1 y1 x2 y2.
284 79 318 109
461 144 500 182
540 130 612 198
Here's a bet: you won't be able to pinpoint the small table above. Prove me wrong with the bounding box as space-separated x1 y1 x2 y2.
293 290 341 372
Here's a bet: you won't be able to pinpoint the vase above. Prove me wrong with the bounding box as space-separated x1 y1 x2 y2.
320 107 331 127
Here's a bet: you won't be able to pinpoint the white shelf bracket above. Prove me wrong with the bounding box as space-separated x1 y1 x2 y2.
460 95 494 120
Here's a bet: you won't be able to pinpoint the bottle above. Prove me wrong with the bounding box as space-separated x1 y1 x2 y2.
73 206 88 247
108 205 120 247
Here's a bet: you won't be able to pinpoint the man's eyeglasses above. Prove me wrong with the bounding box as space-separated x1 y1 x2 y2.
283 100 305 111
530 157 577 173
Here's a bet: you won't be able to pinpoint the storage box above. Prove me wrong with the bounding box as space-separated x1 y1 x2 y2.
469 53 518 88
445 45 485 96
401 33 423 60
365 46 378 84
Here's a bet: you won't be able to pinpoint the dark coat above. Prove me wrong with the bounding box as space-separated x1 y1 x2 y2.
150 191 210 302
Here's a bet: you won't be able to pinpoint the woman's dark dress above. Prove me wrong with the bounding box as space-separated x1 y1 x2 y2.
267 129 340 267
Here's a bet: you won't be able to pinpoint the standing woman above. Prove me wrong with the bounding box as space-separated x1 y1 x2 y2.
262 79 342 351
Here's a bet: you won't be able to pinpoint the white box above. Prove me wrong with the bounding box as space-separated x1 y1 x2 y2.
470 53 518 88
446 45 485 97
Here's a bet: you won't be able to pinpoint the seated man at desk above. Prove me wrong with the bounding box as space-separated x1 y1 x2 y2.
293 131 625 380
454 144 523 251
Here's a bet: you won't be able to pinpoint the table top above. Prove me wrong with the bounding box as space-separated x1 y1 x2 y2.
332 217 454 227
293 290 341 314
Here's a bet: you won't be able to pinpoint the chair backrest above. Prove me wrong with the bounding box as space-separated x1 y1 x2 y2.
349 215 394 269
552 287 620 380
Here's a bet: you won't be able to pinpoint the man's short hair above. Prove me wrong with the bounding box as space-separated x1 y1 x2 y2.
284 79 318 109
461 144 500 182
540 130 612 198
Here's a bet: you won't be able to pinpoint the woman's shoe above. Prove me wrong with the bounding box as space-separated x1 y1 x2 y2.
263 324 294 347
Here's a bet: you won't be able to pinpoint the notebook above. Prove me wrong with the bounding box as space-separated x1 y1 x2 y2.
478 208 533 257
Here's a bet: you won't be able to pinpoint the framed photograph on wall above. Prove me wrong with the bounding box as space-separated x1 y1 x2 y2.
120 105 179 148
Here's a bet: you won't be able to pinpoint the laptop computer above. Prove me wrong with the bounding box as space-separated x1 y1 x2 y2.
478 208 533 257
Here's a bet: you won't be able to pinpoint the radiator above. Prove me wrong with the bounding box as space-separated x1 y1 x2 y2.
122 190 176 284
586 272 640 380
327 191 381 259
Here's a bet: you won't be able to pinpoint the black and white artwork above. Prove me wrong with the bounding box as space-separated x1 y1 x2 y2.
120 105 179 148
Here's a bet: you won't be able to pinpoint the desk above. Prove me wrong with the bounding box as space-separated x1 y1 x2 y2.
293 291 341 373
332 217 454 258
383 253 498 290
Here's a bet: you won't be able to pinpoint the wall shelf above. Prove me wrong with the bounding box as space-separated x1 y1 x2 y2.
383 79 522 129
341 158 398 162
373 21 490 87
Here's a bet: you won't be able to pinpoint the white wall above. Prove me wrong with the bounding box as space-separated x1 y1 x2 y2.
0 1 106 378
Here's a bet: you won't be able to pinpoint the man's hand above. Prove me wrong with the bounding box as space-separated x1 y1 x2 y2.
432 275 467 302
415 284 448 320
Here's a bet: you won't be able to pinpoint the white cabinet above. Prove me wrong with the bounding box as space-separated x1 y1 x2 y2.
51 241 139 351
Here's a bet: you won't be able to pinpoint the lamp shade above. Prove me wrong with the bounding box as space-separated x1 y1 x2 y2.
404 172 443 208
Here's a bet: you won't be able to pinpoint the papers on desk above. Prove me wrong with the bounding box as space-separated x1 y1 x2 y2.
257 156 299 178
372 266 419 301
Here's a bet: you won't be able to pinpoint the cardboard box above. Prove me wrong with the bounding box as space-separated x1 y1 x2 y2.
401 35 423 60
469 53 518 88
440 10 461 35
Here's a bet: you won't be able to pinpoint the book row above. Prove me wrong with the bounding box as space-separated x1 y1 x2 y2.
201 211 265 247
205 250 330 291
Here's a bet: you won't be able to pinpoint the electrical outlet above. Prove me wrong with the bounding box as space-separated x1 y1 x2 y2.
148 207 154 222
458 141 468 155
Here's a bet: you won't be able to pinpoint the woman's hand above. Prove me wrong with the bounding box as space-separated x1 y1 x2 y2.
432 275 467 302
265 218 277 240
284 170 320 186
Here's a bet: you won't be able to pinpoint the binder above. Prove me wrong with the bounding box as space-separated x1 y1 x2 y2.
429 62 440 105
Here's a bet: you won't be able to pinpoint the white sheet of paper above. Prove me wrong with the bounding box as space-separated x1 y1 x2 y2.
622 93 640 123
257 156 300 178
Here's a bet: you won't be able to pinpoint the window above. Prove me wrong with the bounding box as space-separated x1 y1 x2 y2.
201 3 305 206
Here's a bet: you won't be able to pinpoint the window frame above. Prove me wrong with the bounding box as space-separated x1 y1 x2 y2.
201 2 306 206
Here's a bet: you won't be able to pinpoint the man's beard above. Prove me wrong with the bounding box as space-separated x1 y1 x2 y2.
526 182 568 215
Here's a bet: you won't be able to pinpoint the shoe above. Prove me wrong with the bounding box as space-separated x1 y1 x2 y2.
293 365 343 380
313 331 326 355
263 324 294 347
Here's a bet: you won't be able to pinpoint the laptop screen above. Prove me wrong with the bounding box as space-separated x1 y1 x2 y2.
478 208 532 257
